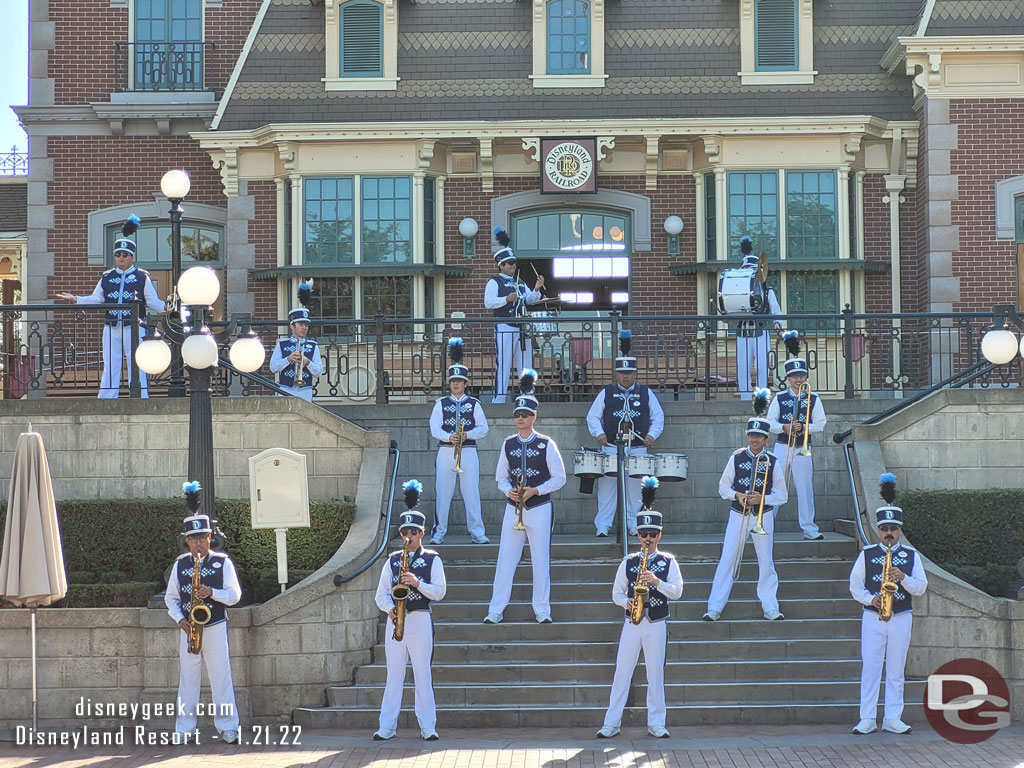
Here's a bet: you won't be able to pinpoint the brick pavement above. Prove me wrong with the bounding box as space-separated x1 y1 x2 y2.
1 725 1022 768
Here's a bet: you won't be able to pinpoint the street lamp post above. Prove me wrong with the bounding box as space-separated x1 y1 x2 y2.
980 305 1024 367
160 169 192 398
136 266 265 514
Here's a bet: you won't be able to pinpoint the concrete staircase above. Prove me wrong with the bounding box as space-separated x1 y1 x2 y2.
293 533 926 729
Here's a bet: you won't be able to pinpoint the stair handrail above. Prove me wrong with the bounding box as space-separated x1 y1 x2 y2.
218 356 297 397
842 441 871 547
333 439 401 587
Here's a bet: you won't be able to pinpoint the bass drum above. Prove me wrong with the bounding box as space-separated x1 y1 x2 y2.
655 453 688 482
573 449 604 480
625 454 657 479
717 267 765 315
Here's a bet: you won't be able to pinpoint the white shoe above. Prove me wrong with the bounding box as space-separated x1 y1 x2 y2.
221 730 239 744
421 729 439 741
628 527 638 536
803 533 824 541
373 729 396 740
492 396 506 405
483 613 502 624
596 527 610 537
763 609 785 620
702 610 721 621
882 718 912 734
428 536 444 545
471 535 490 544
596 725 619 738
851 719 877 735
647 725 670 738
536 613 552 624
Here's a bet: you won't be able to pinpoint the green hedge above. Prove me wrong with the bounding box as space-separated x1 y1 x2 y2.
0 498 354 607
900 489 1023 596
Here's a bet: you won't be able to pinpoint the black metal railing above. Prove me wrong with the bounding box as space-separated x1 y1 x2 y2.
0 146 28 176
114 41 214 92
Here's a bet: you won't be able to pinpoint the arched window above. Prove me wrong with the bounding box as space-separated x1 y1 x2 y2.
546 0 590 75
340 0 384 77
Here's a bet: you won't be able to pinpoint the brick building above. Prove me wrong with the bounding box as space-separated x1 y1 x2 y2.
14 0 1024 387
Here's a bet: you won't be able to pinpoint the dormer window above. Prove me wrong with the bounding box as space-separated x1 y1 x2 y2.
531 0 607 89
324 0 399 91
739 0 816 85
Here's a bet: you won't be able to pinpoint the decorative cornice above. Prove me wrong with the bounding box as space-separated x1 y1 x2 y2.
644 135 659 191
597 137 615 161
479 137 493 192
417 139 435 169
521 137 540 162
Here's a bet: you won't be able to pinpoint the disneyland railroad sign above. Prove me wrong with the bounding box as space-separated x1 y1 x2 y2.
540 138 598 194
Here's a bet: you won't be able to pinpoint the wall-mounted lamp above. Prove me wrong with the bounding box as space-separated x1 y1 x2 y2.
459 217 479 259
663 215 684 257
980 305 1024 364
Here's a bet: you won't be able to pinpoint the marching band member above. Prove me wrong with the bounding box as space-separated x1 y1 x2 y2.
768 331 827 540
849 474 927 736
484 370 566 624
483 227 544 404
374 480 447 741
586 330 664 536
56 214 166 398
164 481 241 744
703 389 788 621
733 236 782 401
269 282 324 402
429 338 490 545
597 477 683 739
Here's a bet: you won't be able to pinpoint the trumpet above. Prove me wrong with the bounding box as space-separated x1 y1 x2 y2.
784 382 813 486
453 419 465 474
732 452 772 580
513 474 527 531
292 336 306 386
878 546 898 622
629 542 650 625
390 538 411 641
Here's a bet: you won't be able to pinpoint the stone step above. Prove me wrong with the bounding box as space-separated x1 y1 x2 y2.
324 679 922 709
382 636 862 664
351 658 863 685
294 698 925 729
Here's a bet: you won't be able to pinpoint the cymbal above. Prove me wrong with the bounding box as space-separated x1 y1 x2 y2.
533 297 562 304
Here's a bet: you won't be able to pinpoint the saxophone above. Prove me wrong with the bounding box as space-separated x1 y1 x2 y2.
390 539 411 641
629 543 650 625
513 473 527 531
186 553 212 654
878 546 898 622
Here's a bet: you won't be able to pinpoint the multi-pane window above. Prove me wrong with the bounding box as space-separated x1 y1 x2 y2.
361 177 412 264
309 278 356 339
728 172 779 258
340 0 383 77
105 221 223 269
547 0 590 75
133 0 204 91
423 177 436 264
786 171 837 260
755 0 797 71
362 276 412 318
786 271 839 332
304 178 355 264
705 172 716 260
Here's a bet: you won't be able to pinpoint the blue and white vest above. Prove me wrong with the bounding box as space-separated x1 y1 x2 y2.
625 550 676 622
601 384 652 448
503 432 554 509
275 337 318 388
863 544 916 615
388 547 440 613
100 266 153 324
176 552 229 626
728 449 779 515
437 395 481 448
775 389 820 447
488 274 521 319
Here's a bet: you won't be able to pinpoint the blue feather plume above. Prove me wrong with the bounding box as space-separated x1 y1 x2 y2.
122 214 141 237
494 226 511 247
402 479 423 510
618 329 632 357
783 330 801 358
878 473 898 505
753 388 771 416
519 369 536 394
183 480 201 513
740 235 753 255
641 475 659 510
297 282 312 308
448 337 464 365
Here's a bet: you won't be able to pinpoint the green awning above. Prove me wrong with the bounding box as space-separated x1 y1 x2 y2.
250 263 472 279
669 259 889 276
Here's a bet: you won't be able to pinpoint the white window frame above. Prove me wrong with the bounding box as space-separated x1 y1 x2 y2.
323 0 400 92
530 0 607 89
738 0 816 86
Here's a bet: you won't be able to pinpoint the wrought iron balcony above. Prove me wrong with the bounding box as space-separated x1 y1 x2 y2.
114 40 215 93
0 146 28 176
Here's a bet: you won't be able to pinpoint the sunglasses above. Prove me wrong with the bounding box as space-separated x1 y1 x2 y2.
399 528 421 535
637 531 659 538
878 524 901 532
514 412 533 418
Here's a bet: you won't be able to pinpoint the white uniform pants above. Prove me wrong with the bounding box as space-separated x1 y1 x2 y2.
594 445 645 531
736 332 770 401
602 618 668 729
487 501 552 617
99 324 149 399
776 445 818 537
276 384 314 402
492 323 533 404
707 509 779 614
859 609 912 721
433 445 484 540
379 611 437 731
174 621 240 733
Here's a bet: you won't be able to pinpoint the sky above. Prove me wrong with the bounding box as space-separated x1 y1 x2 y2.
0 2 28 155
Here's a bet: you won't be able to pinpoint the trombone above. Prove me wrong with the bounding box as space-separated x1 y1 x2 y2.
783 382 813 487
731 452 771 580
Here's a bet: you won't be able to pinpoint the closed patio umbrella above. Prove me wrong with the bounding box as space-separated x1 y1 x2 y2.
0 430 67 732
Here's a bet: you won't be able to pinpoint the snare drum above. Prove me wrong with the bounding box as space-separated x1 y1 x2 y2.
655 452 688 482
602 452 618 477
573 449 604 479
717 267 765 315
529 310 557 334
625 454 657 479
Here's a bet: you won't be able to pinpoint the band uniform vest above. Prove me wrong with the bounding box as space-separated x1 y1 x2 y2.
775 389 820 448
625 550 675 622
438 395 480 447
601 384 652 448
729 449 779 515
388 547 440 613
489 275 520 319
503 432 554 509
863 544 916 615
276 338 318 388
176 552 228 626
100 267 152 324
736 285 774 338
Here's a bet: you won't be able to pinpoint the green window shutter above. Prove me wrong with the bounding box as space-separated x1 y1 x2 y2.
341 1 383 77
755 0 797 71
